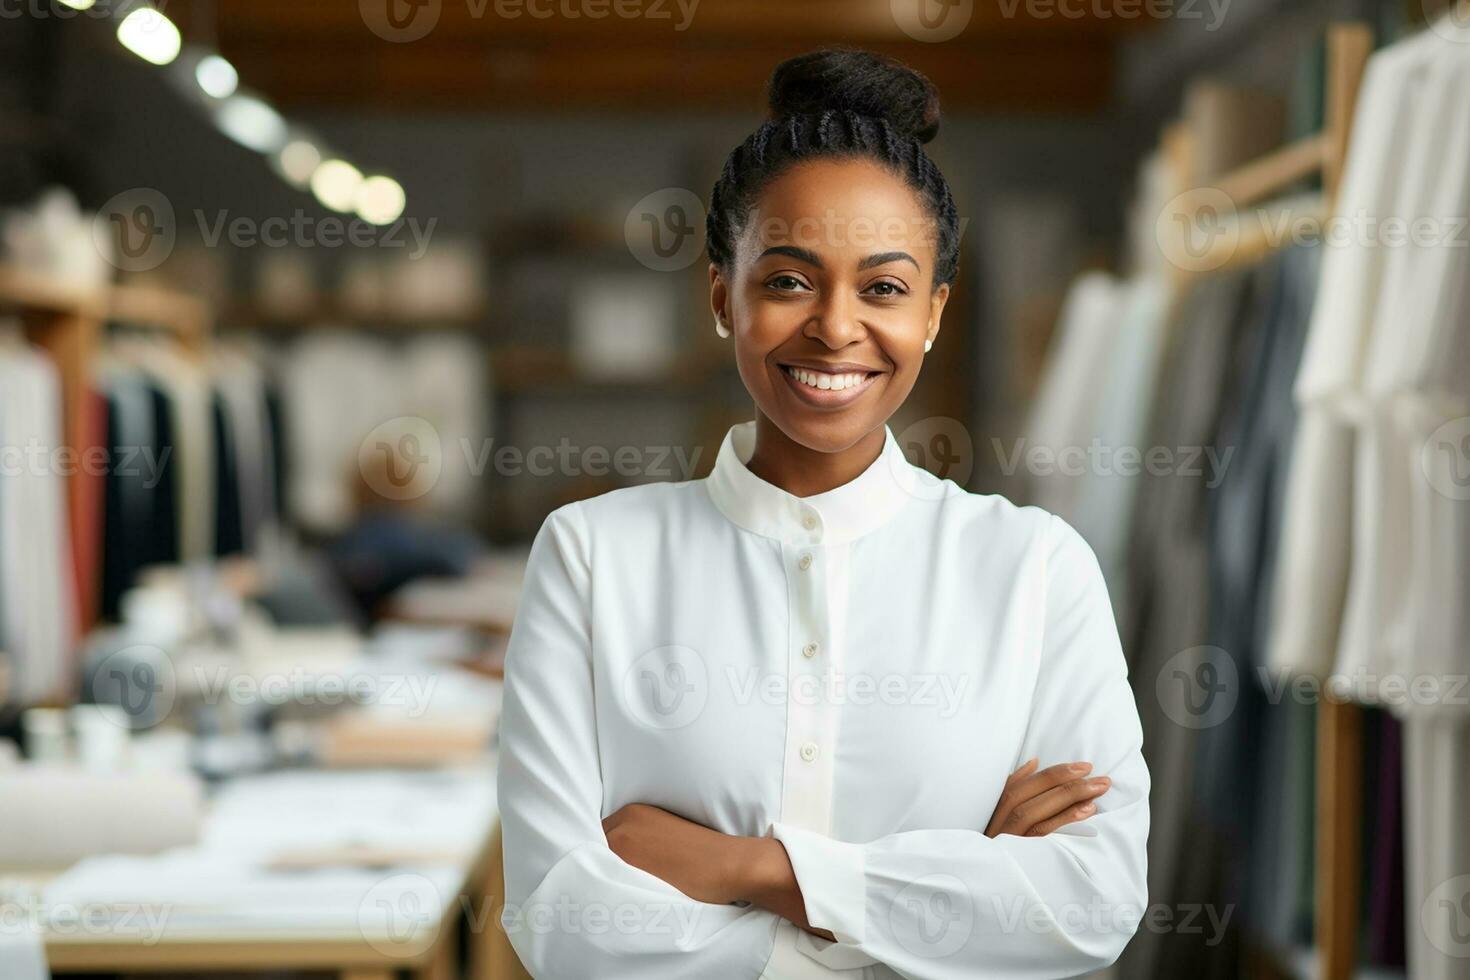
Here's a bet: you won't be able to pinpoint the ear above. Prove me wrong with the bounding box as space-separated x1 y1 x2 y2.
709 262 730 326
926 281 951 347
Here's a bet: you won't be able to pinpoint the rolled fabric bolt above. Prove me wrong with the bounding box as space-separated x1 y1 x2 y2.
0 766 203 869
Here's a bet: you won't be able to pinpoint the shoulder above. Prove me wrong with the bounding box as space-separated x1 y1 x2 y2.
533 479 703 549
920 480 1102 581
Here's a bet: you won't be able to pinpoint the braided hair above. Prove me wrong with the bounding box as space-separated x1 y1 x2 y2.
706 49 960 289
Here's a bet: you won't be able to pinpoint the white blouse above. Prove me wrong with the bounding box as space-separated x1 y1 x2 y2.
497 419 1150 979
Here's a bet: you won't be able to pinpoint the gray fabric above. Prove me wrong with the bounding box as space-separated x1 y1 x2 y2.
1114 266 1259 979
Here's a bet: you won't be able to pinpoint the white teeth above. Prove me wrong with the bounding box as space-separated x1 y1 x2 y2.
784 366 868 392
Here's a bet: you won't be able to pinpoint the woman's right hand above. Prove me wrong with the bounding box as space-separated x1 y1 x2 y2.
984 757 1110 838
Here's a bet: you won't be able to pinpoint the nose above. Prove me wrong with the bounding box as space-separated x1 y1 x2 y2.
804 290 865 348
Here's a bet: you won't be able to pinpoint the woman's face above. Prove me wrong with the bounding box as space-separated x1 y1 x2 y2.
710 157 951 454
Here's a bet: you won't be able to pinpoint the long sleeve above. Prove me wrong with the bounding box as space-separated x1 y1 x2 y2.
769 513 1150 978
496 501 779 978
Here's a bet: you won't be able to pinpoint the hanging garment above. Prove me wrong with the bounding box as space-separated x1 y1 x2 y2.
498 419 1150 979
1113 262 1266 980
0 337 77 703
1026 271 1130 524
1266 26 1445 681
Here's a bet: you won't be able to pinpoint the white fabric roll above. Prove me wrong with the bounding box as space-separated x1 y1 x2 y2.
0 767 203 869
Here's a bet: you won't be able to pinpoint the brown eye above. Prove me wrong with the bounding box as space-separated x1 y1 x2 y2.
767 275 809 292
864 280 907 297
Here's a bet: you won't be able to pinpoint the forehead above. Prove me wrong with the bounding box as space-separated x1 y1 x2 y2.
738 157 935 262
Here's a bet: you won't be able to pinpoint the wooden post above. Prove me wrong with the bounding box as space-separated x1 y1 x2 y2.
1313 22 1373 980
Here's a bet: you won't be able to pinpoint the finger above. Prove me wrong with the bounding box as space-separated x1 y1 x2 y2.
1004 757 1040 787
1012 776 1110 829
1004 761 1094 810
1027 801 1098 837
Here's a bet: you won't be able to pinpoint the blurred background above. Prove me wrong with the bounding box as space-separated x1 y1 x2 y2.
1 0 1467 977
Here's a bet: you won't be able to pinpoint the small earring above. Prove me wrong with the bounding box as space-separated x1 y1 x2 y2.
923 338 933 353
715 317 731 339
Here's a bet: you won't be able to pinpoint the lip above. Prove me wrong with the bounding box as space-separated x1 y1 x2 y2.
776 362 885 409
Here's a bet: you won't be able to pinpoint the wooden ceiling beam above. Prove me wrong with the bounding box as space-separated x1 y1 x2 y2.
220 37 1114 112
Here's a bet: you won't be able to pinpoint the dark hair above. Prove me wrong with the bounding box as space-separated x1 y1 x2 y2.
706 48 960 288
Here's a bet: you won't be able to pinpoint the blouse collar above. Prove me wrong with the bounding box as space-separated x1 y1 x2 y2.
704 419 918 545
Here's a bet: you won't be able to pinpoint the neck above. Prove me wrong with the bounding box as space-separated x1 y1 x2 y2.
744 412 887 499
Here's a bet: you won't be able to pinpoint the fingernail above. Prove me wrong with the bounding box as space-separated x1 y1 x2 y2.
1091 777 1110 789
1069 763 1091 775
1077 802 1096 814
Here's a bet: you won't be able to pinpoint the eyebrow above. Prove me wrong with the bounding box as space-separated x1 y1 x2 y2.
755 246 921 272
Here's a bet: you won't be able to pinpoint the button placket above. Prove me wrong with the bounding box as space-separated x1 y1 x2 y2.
779 528 837 834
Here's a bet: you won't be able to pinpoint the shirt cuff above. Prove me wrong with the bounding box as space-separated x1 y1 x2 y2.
769 821 867 947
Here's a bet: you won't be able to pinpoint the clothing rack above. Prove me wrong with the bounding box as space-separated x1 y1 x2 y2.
0 263 212 648
1155 22 1373 979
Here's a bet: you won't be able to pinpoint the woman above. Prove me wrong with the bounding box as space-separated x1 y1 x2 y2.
497 49 1150 979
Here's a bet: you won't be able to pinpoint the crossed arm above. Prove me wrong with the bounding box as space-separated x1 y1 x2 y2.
601 757 1115 941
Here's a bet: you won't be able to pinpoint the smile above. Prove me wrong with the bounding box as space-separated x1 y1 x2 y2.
778 364 883 407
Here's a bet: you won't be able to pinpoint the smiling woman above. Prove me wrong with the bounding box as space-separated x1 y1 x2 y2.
496 47 1151 980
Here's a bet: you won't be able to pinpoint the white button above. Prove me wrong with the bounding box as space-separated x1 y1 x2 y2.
799 742 819 762
802 514 818 530
802 642 818 659
798 552 813 570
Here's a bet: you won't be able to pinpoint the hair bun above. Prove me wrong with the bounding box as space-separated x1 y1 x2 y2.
766 49 942 144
